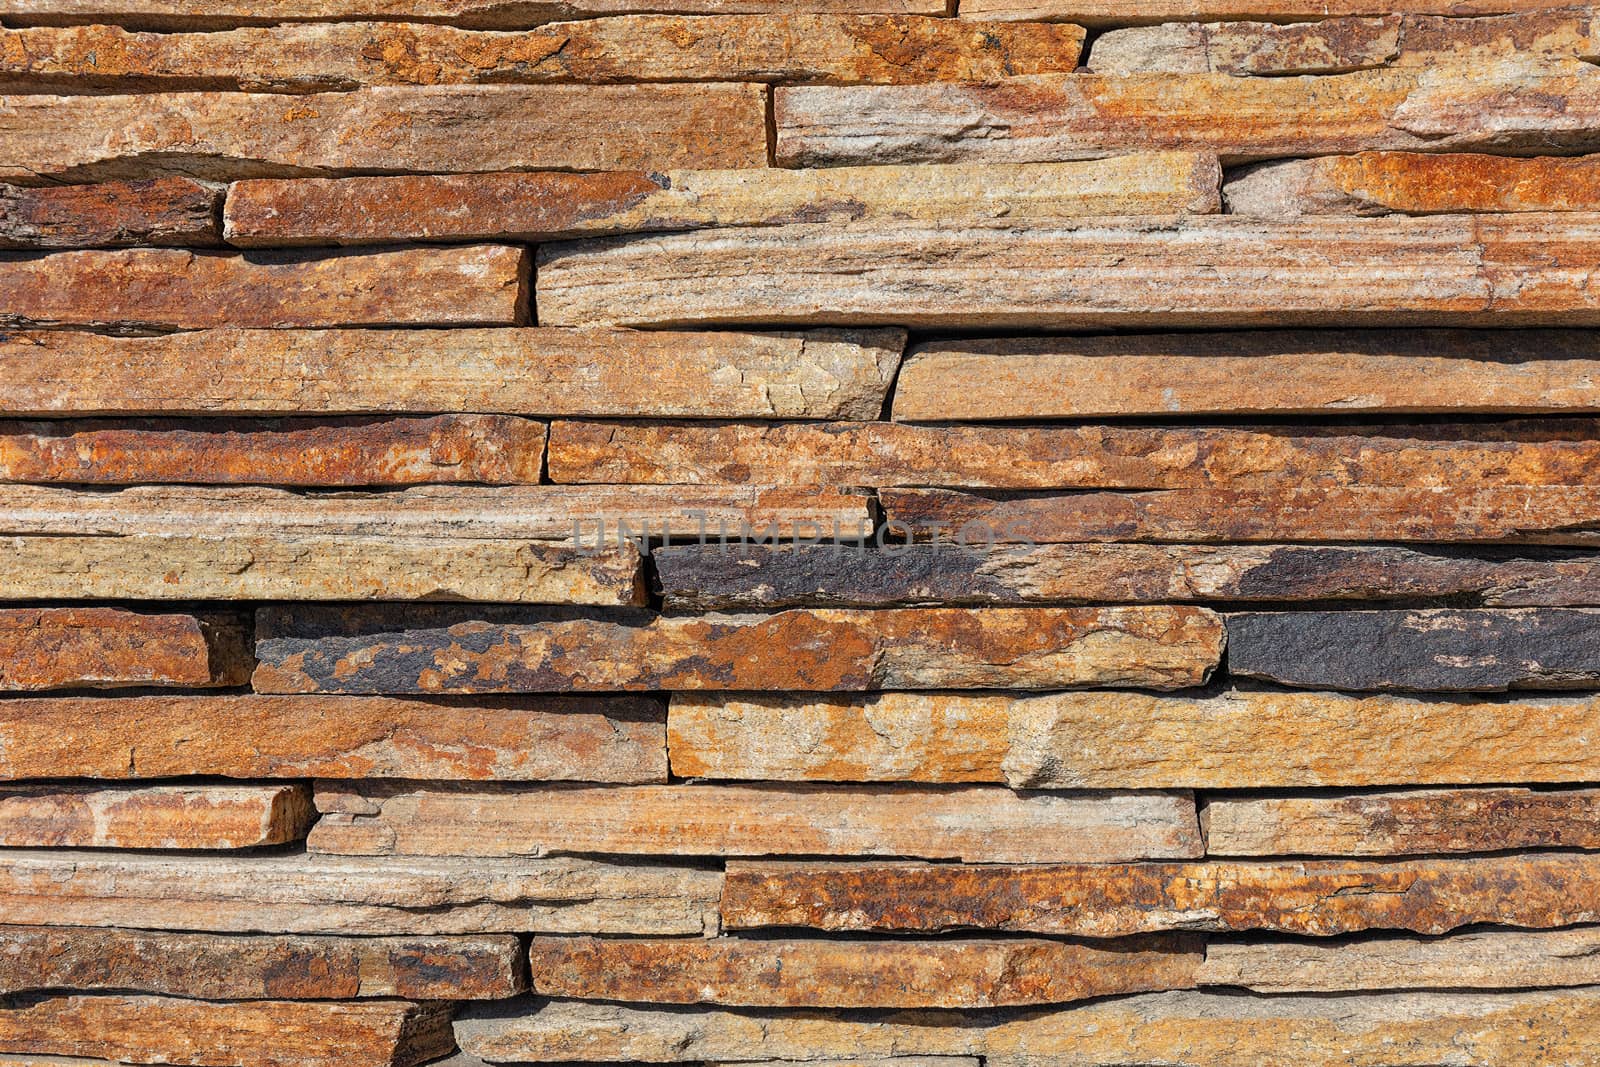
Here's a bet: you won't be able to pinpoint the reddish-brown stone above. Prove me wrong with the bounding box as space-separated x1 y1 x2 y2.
0 177 219 248
0 608 250 691
0 784 313 849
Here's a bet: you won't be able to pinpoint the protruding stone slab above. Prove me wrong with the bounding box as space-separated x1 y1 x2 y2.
721 853 1600 936
0 694 667 782
225 154 1219 247
0 327 903 420
962 0 1588 24
0 926 524 999
669 689 1600 789
0 177 218 248
0 784 313 849
0 608 249 691
1230 608 1600 691
0 245 526 330
0 85 766 182
0 850 721 935
307 781 1201 863
252 605 1224 694
525 934 1201 1008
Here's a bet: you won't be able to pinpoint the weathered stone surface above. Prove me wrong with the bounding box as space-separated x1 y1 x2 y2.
0 327 903 420
1203 786 1600 856
1230 608 1600 691
1229 151 1600 217
0 694 667 782
0 994 453 1067
0 926 524 999
225 154 1219 247
252 604 1224 694
961 0 1585 23
536 214 1600 330
1201 926 1600 993
0 607 249 691
0 18 1081 91
0 783 313 849
721 853 1600 936
0 177 218 248
669 689 1600 789
0 245 526 330
455 987 1600 1065
655 543 1600 610
0 850 721 935
774 60 1600 167
524 934 1201 1008
0 415 544 486
892 329 1600 420
307 781 1201 863
0 85 765 182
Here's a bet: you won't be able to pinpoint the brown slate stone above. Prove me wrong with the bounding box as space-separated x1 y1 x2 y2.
0 85 766 182
0 607 249 691
0 926 524 1000
0 694 667 782
525 934 1202 1008
892 330 1600 420
0 783 313 849
669 689 1600 789
0 327 903 420
0 415 545 486
0 177 218 248
721 853 1600 936
1203 786 1600 856
224 154 1219 248
307 781 1201 863
0 994 453 1067
0 245 526 330
961 0 1584 23
251 604 1224 694
0 849 722 935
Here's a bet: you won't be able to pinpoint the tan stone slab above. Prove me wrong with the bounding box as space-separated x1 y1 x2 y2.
0 327 903 420
0 783 313 849
0 607 248 691
668 689 1600 789
0 693 667 782
525 933 1201 1008
892 330 1600 420
307 781 1201 863
0 177 218 248
225 154 1219 247
0 84 765 182
961 0 1578 27
0 850 721 935
0 925 523 999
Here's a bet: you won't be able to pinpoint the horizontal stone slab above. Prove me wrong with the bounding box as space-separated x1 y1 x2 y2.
0 85 765 182
0 245 526 330
668 688 1600 789
1230 608 1600 691
525 934 1201 1008
0 415 544 486
225 154 1219 247
774 60 1600 167
655 544 1600 610
892 329 1600 420
1204 786 1600 856
721 852 1600 935
0 17 1080 91
962 0 1579 23
0 694 666 781
0 327 903 419
0 177 218 248
535 214 1600 330
0 783 313 849
0 850 721 935
1200 926 1600 993
0 994 452 1067
0 926 523 999
252 604 1224 694
0 607 249 691
307 781 1201 863
455 987 1600 1065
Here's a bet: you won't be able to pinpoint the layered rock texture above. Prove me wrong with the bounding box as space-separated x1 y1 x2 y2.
0 2 1596 1064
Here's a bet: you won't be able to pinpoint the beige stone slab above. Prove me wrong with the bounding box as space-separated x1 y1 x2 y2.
960 0 1579 27
0 783 313 849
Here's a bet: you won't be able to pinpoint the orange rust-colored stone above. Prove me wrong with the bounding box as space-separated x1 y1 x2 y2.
0 177 219 248
0 783 313 849
0 608 249 691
